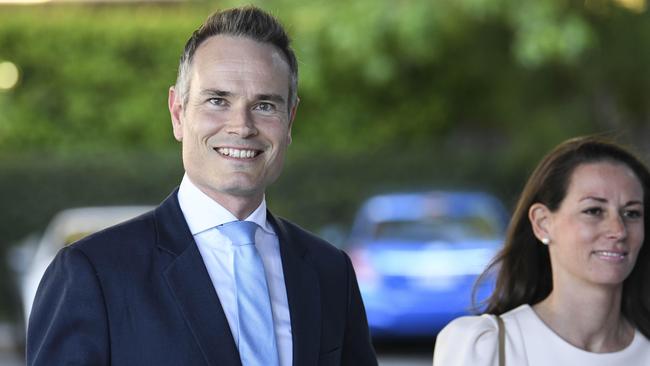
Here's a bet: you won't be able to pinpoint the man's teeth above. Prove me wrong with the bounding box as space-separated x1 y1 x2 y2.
217 148 258 158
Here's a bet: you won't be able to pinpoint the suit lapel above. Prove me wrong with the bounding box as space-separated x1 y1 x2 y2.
155 191 242 366
269 214 321 366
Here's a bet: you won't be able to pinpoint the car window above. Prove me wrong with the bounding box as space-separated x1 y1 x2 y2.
373 215 501 242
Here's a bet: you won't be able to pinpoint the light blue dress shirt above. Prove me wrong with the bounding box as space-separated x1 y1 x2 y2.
177 175 292 366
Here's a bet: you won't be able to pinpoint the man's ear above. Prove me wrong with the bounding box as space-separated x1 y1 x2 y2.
286 96 299 145
168 86 183 142
529 203 553 244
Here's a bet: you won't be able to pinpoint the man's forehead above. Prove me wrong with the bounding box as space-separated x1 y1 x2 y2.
191 59 290 88
193 35 290 71
188 35 291 96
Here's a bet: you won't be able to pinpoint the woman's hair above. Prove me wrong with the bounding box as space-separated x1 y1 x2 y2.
475 135 650 338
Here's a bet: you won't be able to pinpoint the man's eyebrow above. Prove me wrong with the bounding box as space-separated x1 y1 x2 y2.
200 89 232 97
197 90 285 104
257 94 286 104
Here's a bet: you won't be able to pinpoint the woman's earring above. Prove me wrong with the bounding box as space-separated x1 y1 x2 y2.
541 237 550 245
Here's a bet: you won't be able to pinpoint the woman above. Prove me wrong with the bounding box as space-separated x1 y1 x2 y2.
433 136 650 365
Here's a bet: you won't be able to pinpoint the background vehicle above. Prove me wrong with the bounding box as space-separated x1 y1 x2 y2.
347 191 509 338
9 206 153 327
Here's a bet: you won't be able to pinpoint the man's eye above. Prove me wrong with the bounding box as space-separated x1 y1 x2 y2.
583 207 603 216
208 98 227 106
255 102 275 112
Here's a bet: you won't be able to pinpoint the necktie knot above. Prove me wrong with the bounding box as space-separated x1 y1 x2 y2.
219 220 258 247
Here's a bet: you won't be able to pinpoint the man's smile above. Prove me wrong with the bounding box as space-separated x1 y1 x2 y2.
215 147 262 159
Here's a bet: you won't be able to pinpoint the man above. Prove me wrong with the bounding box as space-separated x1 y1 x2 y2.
27 6 377 366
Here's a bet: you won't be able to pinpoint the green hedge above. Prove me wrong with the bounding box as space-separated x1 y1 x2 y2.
1 1 649 155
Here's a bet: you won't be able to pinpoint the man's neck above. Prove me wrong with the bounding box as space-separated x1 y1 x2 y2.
185 176 264 220
211 193 263 220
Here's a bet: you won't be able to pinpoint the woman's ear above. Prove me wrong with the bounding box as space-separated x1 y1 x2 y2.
529 203 552 245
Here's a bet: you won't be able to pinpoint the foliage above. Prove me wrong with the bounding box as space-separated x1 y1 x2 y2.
0 1 649 154
0 4 206 151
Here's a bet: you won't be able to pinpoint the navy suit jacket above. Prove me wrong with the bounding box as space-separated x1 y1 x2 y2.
27 191 377 366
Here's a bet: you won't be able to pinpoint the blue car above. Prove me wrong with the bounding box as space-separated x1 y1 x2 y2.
346 191 509 338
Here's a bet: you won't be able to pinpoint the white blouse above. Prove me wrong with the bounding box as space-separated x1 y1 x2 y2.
433 304 650 366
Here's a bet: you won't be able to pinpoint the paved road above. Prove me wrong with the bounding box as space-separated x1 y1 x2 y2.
376 340 432 366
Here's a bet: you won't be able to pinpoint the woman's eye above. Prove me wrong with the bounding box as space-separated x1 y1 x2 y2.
583 207 603 216
623 210 643 219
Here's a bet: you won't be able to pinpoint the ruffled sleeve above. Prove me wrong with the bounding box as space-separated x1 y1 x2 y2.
433 315 499 366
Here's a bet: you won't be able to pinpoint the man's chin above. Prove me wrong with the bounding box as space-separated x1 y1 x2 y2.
222 186 262 198
218 180 267 199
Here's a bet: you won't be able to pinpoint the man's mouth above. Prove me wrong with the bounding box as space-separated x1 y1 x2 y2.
215 147 261 159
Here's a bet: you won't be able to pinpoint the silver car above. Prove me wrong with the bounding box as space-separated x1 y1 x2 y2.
10 206 153 327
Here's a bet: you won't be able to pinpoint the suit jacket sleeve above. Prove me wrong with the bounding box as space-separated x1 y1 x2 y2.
341 251 378 366
27 247 110 366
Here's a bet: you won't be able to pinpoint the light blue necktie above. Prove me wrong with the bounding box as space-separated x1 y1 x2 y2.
218 221 279 366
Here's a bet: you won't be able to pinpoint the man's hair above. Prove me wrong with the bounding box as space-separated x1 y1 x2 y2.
174 6 298 110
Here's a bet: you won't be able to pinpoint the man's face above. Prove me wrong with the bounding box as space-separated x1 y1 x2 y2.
169 35 296 215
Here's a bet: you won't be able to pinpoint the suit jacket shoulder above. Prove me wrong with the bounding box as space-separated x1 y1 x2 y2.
71 209 159 264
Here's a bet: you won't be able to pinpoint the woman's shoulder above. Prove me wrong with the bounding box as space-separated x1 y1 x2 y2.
439 313 499 339
439 304 529 340
433 314 500 366
433 305 530 366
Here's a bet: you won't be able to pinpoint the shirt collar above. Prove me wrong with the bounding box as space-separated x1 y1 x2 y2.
177 174 274 236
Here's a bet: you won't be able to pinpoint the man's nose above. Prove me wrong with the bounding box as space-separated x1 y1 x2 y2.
226 107 257 137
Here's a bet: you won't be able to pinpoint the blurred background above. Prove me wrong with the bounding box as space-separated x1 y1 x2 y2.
1 0 650 364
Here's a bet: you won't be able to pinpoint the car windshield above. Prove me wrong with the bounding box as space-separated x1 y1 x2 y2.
373 215 501 242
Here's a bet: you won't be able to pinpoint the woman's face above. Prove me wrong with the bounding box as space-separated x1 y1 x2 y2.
546 161 644 289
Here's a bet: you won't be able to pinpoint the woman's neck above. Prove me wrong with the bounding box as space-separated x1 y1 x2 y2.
532 283 634 353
